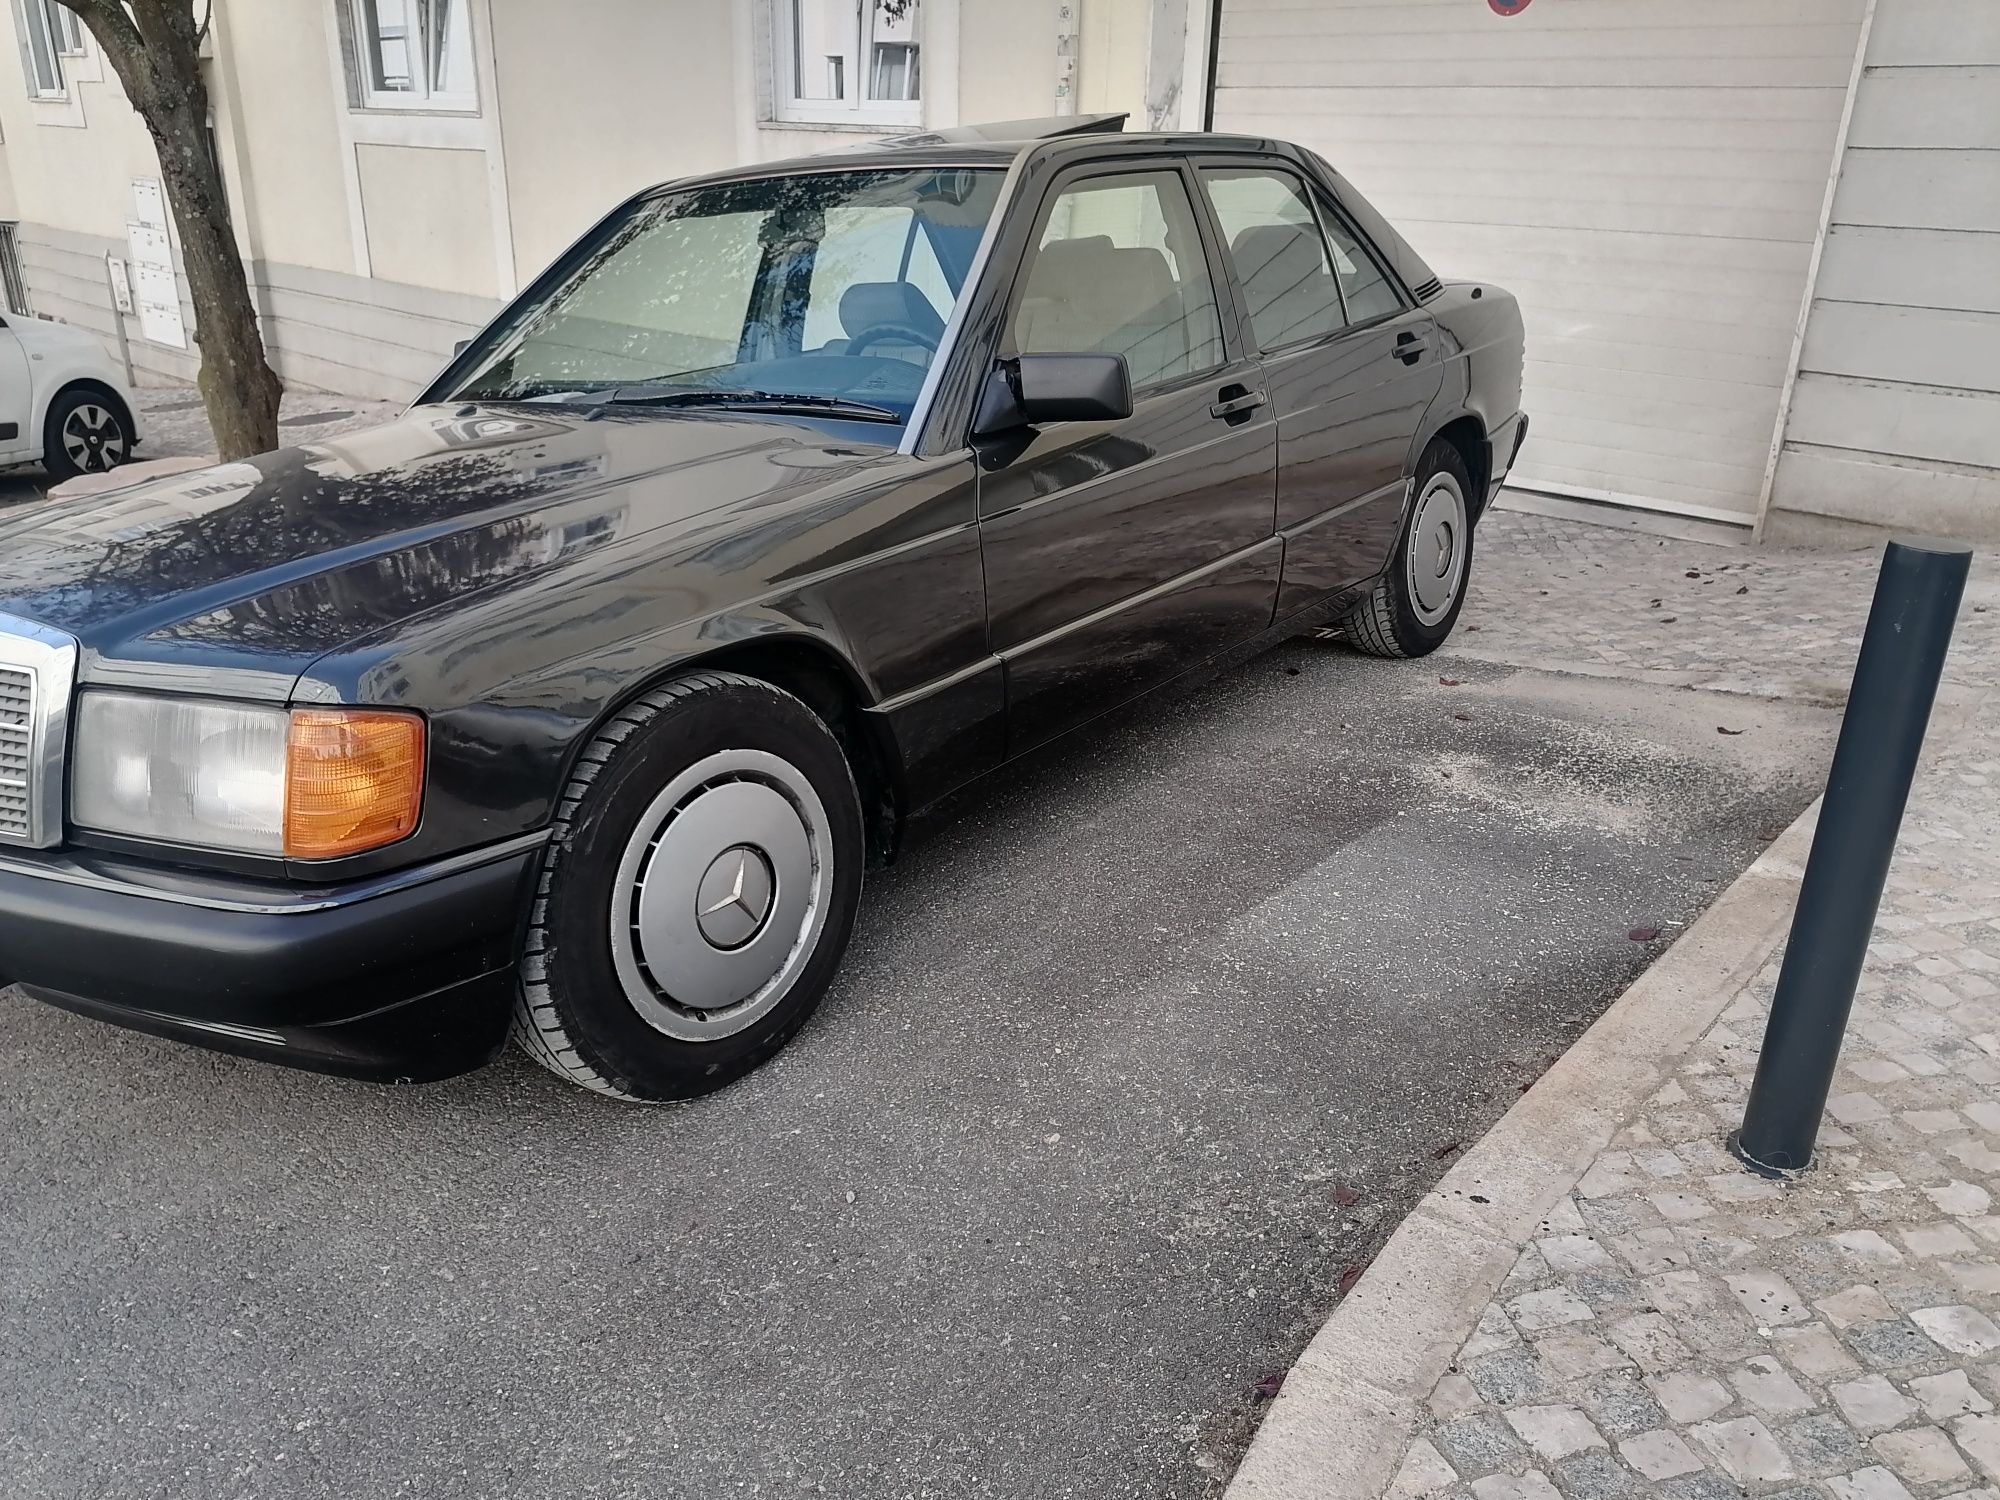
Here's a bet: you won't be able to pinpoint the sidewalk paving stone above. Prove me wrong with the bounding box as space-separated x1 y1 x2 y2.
1235 510 2000 1500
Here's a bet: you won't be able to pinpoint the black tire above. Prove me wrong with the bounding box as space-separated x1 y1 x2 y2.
512 671 865 1101
43 386 135 482
1338 438 1476 659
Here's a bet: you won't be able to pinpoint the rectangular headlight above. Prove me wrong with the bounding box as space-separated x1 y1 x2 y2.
72 693 425 859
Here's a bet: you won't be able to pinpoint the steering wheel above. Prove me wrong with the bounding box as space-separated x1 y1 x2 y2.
843 323 942 359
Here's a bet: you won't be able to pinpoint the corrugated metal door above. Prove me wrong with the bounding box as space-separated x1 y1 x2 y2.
1210 0 1866 523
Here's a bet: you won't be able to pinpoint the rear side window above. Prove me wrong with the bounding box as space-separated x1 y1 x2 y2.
1012 169 1225 390
1318 205 1403 325
1202 167 1345 351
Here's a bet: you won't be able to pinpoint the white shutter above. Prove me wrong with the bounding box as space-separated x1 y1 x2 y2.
1210 0 1866 522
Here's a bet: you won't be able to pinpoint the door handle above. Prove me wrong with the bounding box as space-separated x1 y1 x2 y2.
1209 387 1268 421
1395 330 1428 366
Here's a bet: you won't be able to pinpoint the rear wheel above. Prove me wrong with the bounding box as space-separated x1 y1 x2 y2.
43 387 134 481
512 671 865 1101
1338 439 1475 658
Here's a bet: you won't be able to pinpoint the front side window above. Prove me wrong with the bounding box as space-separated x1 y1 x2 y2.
1012 170 1225 392
350 0 477 110
1204 167 1345 352
777 0 922 125
444 167 1003 425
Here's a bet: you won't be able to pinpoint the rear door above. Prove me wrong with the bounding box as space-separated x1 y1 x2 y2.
976 161 1279 755
1198 162 1444 615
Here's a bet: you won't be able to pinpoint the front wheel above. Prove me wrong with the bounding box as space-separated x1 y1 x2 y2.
43 387 135 481
1338 439 1475 658
512 671 865 1101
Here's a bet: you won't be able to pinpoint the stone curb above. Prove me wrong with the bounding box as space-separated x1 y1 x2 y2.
1223 798 1824 1500
47 454 213 500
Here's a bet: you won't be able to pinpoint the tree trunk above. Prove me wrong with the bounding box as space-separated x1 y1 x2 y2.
57 0 282 461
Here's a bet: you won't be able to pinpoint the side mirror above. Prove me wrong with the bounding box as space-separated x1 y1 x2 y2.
972 353 1132 436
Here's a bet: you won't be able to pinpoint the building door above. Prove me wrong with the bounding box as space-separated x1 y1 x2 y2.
1208 0 1867 526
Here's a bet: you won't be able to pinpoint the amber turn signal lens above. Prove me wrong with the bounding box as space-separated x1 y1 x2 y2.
283 709 426 860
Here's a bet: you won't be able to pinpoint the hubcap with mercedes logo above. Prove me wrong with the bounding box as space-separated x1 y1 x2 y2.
1405 470 1468 627
608 750 831 1043
694 844 776 950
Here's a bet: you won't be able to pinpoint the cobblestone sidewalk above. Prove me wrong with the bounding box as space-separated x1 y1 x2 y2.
1464 509 2000 702
1372 534 2000 1500
129 384 400 457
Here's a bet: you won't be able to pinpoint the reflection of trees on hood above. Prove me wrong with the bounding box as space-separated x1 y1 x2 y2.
167 514 550 651
3 449 552 628
170 503 626 654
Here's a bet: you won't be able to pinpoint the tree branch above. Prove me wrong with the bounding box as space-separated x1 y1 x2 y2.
48 0 284 459
50 0 144 65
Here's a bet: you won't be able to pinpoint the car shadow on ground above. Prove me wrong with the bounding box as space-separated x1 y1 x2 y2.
0 627 1838 1500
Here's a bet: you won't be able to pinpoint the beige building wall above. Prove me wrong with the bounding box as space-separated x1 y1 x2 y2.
0 41 156 242
495 0 1147 285
0 0 1161 404
357 143 500 297
958 0 1059 124
1077 0 1150 120
1764 0 2000 543
0 5 202 384
209 0 354 276
492 0 744 282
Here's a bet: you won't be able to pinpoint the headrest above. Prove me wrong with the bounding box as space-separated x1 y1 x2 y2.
839 281 946 341
1232 223 1329 289
1031 234 1120 268
1027 236 1174 300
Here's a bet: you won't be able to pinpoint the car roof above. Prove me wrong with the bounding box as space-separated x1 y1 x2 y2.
602 117 1441 323
665 115 1307 190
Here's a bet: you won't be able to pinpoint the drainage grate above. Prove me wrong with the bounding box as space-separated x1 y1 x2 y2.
278 409 355 428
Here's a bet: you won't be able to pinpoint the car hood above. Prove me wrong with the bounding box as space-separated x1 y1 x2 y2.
9 314 111 359
0 403 899 688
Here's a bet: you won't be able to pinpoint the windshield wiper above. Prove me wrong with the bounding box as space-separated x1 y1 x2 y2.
588 388 902 422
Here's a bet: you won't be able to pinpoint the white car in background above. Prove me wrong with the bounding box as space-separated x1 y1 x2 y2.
0 312 142 481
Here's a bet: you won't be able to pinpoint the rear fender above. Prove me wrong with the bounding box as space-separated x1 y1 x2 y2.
1409 281 1527 514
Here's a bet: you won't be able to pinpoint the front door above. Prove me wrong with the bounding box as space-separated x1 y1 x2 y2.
976 163 1279 755
0 321 33 462
1198 163 1445 616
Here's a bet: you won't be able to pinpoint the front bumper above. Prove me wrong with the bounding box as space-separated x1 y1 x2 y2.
0 838 541 1082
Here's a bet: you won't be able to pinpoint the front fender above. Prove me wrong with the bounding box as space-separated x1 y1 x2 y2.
23 345 140 447
291 452 988 880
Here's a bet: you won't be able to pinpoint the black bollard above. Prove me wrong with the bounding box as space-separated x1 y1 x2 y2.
1731 537 1972 1177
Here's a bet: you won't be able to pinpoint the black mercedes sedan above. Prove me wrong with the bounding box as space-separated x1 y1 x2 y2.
0 118 1525 1100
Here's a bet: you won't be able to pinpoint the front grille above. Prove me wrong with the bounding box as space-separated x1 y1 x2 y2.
0 666 32 841
0 618 76 849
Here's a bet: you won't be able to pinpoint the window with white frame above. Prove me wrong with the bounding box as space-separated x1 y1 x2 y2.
347 0 477 111
47 0 83 54
15 0 79 99
775 0 922 126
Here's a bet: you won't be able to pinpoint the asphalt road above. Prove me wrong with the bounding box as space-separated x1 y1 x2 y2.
0 629 1837 1500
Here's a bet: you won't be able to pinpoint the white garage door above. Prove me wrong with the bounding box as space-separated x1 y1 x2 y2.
1211 0 1866 523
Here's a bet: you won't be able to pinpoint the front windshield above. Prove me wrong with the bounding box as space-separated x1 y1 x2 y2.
443 166 1006 424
